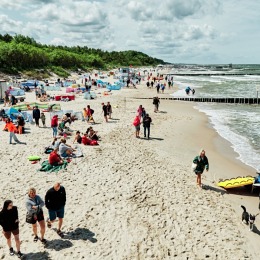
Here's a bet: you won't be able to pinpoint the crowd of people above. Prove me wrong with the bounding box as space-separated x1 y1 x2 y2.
0 183 66 258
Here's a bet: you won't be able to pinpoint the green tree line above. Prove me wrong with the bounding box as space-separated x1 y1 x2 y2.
0 34 166 73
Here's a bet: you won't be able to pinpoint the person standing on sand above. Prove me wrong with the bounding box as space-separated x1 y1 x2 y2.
32 106 40 127
25 188 46 244
153 97 160 112
41 112 46 127
133 115 141 138
143 113 152 139
102 103 108 122
0 200 23 258
107 102 112 119
156 82 160 94
193 149 209 188
51 115 58 138
45 183 66 238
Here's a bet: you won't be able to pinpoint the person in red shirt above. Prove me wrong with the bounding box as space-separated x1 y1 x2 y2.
48 148 63 166
51 115 59 138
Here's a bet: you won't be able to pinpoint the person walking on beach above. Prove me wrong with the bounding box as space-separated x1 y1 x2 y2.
107 102 112 119
0 200 23 258
153 97 160 112
156 82 160 94
32 106 40 127
133 115 141 138
25 188 47 244
102 103 108 122
45 183 66 238
3 118 24 144
143 113 152 139
193 149 209 188
51 115 59 138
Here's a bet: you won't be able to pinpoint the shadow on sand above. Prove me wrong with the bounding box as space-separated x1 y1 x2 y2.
64 228 97 243
202 184 227 195
44 239 73 251
24 251 50 260
140 137 164 141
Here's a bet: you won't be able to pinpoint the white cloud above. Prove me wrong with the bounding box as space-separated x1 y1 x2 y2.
0 0 259 63
0 15 23 33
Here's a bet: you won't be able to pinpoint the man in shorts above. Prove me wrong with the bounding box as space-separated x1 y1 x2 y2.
45 183 66 237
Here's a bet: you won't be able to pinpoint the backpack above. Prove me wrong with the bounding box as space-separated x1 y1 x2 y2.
90 109 94 115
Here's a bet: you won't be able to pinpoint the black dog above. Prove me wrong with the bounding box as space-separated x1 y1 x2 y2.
241 205 258 231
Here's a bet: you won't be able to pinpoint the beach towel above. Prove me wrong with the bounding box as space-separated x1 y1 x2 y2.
12 103 61 111
38 160 68 173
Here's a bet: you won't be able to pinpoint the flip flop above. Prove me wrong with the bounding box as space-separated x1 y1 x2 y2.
40 238 47 244
57 229 64 238
33 235 39 242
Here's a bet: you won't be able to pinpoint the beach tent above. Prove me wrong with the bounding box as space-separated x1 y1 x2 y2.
6 107 20 121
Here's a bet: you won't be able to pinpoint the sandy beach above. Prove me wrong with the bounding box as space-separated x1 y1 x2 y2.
0 77 260 259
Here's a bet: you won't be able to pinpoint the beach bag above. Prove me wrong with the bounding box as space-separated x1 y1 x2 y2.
26 212 36 224
191 163 197 172
44 147 54 154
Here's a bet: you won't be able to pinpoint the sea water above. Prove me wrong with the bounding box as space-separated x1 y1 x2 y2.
171 65 260 171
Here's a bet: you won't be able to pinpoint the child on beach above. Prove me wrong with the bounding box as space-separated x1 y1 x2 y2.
133 115 141 138
193 149 209 188
3 118 24 144
41 112 46 127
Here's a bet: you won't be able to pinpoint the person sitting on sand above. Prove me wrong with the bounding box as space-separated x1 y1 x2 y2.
49 148 64 166
26 104 33 110
73 131 82 144
193 149 209 188
50 137 59 149
59 138 76 158
86 127 99 140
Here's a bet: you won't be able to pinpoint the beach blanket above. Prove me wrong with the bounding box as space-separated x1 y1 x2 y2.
12 103 61 111
38 160 68 173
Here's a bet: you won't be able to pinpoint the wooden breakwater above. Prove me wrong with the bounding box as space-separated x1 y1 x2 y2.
134 97 260 104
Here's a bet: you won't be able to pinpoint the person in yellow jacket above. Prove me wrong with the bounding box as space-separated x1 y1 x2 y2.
3 118 25 144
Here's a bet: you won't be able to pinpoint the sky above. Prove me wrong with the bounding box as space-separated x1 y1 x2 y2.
0 0 260 64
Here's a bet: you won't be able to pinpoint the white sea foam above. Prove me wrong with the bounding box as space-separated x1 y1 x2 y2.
195 104 260 171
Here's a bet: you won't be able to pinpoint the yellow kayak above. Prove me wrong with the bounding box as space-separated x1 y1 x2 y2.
217 176 255 189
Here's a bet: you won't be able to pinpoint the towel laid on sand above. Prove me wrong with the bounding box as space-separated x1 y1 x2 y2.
38 160 68 173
